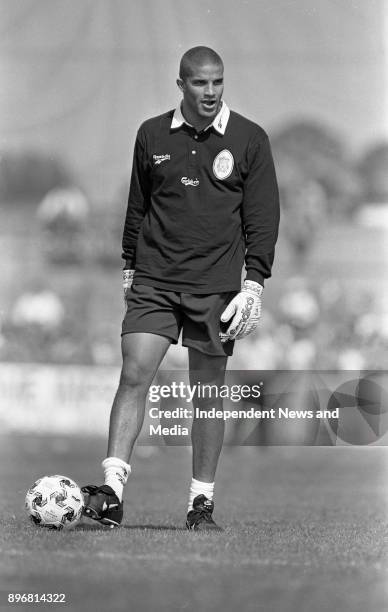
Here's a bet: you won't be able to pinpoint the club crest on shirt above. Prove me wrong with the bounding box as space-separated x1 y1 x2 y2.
213 149 234 180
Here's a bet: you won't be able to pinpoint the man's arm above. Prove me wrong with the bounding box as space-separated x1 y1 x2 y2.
220 131 280 342
242 132 280 286
122 127 150 270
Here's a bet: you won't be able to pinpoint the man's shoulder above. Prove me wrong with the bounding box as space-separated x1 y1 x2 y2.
228 110 269 142
138 110 175 134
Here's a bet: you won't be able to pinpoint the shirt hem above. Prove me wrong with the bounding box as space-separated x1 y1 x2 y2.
133 275 241 295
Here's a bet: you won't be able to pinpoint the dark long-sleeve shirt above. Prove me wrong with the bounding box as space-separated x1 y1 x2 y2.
122 102 279 293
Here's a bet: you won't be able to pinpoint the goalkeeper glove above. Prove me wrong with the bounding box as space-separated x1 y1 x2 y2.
123 269 135 302
219 280 263 342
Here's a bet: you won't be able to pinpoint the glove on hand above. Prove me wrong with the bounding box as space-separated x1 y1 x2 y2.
219 280 263 342
123 269 135 302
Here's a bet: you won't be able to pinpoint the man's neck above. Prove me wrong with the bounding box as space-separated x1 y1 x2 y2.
181 102 219 132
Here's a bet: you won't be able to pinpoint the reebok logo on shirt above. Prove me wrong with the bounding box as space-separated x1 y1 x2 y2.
153 154 171 165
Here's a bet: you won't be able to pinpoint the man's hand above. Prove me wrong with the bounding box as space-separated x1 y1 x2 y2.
123 269 135 303
219 280 263 342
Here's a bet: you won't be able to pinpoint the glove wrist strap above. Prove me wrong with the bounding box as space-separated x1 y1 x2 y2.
123 269 135 283
242 279 263 297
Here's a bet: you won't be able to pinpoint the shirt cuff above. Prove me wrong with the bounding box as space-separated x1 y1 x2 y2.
123 257 136 270
245 269 265 287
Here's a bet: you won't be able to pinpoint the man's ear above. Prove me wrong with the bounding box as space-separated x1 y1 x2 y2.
176 78 185 92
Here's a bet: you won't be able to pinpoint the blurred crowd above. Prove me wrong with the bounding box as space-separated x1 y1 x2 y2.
228 278 388 371
1 120 388 370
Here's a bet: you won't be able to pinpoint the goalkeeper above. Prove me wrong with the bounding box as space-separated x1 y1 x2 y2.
82 46 280 531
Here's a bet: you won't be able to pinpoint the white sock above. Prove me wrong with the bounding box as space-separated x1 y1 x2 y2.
102 457 131 502
188 478 215 513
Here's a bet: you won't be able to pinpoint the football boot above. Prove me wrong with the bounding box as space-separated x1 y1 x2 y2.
81 484 123 527
186 494 223 531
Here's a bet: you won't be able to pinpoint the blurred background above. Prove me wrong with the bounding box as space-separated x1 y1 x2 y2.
0 0 387 438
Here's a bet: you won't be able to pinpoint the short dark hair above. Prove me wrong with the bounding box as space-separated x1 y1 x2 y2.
179 46 224 80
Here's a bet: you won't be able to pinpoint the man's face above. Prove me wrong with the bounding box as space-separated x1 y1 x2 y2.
179 62 224 126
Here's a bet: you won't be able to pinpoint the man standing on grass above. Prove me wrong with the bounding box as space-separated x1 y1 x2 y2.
82 46 280 530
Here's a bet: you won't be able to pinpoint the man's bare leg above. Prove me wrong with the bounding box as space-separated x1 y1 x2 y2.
189 348 228 482
186 348 227 529
107 332 171 462
82 332 171 524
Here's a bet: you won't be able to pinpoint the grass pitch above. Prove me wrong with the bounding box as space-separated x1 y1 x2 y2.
0 434 387 612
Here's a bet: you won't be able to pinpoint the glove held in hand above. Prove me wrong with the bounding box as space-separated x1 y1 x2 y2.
219 280 263 342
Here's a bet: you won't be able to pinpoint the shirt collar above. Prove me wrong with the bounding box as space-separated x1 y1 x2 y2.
170 101 230 135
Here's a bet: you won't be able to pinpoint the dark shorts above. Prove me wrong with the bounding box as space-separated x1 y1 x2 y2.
122 284 237 356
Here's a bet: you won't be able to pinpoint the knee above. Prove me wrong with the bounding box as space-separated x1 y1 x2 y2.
119 360 151 394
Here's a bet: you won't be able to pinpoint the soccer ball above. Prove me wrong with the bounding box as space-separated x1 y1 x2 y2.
25 475 84 530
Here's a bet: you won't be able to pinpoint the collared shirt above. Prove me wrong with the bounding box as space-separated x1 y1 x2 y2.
170 101 230 135
122 103 280 293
